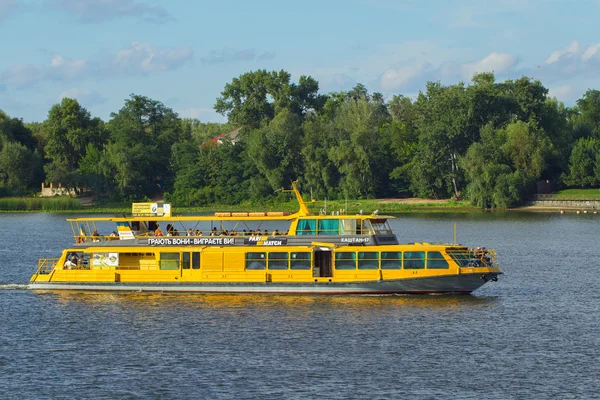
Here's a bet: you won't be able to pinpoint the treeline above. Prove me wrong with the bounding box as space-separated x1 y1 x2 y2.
1 70 599 208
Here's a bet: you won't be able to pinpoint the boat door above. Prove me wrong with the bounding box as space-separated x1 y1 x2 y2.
181 251 201 278
313 249 333 278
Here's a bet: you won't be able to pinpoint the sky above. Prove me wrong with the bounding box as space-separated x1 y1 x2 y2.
1 0 600 123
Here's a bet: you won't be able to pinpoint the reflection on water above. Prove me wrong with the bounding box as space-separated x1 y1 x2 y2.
1 211 600 398
37 290 499 312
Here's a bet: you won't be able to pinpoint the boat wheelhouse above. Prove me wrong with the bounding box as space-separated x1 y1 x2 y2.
29 182 501 294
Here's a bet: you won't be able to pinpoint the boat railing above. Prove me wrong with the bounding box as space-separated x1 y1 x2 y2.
449 248 498 268
36 258 59 275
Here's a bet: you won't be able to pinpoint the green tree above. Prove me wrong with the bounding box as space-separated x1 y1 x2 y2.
563 137 600 187
43 98 107 190
215 70 326 128
247 109 304 191
105 94 182 199
576 89 600 136
0 140 43 194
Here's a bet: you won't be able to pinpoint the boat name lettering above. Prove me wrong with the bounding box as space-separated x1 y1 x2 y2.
263 240 285 246
340 237 370 243
146 238 235 246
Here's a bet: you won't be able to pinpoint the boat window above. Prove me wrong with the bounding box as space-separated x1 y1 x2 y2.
447 250 478 267
318 219 339 235
361 220 373 235
298 219 316 235
381 252 402 269
290 252 311 270
427 251 449 269
268 252 288 270
160 252 180 270
358 252 379 270
404 251 425 269
339 219 357 235
335 252 356 270
182 252 190 269
192 252 200 269
370 219 393 235
246 252 266 270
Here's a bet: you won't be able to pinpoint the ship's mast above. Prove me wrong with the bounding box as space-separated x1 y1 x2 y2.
282 180 312 216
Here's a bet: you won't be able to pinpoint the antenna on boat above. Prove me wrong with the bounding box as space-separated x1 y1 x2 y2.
453 222 457 245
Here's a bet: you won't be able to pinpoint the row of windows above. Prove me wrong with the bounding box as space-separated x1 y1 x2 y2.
335 251 449 270
160 252 201 270
297 219 367 236
246 252 311 270
158 251 448 271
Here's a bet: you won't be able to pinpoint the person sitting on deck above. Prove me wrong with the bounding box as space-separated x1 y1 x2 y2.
187 229 194 236
256 228 262 236
92 230 100 242
264 229 269 236
211 227 218 236
273 229 279 236
242 229 247 236
155 227 163 236
196 230 203 236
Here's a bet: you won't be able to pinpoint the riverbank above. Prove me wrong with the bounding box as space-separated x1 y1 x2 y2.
2 196 598 214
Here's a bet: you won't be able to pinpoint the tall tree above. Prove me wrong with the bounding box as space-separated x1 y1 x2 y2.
214 70 327 128
43 98 107 190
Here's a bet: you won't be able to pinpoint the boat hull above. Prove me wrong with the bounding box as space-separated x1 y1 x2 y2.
28 273 500 294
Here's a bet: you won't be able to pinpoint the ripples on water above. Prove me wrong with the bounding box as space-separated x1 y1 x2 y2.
1 212 600 399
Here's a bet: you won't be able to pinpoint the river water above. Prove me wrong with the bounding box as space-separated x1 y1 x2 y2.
1 211 599 399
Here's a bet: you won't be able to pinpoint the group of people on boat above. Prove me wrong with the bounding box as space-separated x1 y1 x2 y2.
468 247 492 266
150 225 284 237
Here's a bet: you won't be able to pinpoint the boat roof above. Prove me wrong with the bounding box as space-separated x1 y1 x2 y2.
66 213 396 223
66 181 395 223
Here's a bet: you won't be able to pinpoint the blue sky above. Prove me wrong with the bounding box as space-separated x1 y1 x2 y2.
1 0 600 123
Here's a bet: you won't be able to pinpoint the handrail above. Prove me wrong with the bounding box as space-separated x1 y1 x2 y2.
36 258 59 275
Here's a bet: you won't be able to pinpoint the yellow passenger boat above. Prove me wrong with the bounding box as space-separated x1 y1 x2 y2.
29 182 502 294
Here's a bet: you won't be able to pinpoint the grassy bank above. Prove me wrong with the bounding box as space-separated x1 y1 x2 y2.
0 196 475 214
0 197 81 211
540 189 600 201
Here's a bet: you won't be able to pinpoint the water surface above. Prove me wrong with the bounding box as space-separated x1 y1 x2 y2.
1 211 599 398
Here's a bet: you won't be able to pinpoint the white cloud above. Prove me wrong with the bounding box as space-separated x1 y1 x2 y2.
111 42 192 74
461 52 517 79
1 55 87 86
58 88 106 105
51 0 171 23
545 40 579 64
581 42 600 62
0 42 192 87
379 64 430 91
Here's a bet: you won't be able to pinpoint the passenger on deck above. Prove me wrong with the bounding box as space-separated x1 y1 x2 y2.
273 229 279 236
211 227 218 236
92 230 100 242
256 228 262 236
242 229 247 236
264 229 269 236
155 227 163 236
196 230 203 236
64 255 77 269
187 229 194 236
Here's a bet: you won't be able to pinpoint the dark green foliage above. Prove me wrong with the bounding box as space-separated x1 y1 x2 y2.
563 137 600 187
3 70 600 208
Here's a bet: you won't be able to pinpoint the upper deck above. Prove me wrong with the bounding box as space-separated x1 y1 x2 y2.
66 181 398 246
